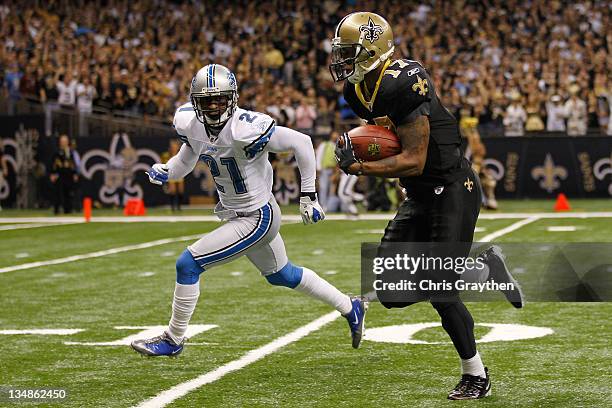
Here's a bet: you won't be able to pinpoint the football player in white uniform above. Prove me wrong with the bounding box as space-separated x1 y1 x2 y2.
131 64 367 357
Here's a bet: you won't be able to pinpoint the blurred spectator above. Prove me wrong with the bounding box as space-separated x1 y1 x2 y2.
564 85 588 136
314 96 335 136
56 73 77 109
503 93 527 136
77 77 96 114
605 90 612 136
264 44 285 80
525 95 545 132
50 134 79 214
315 131 339 211
338 94 357 121
546 95 566 132
295 96 317 135
0 0 608 136
77 76 97 136
161 140 185 211
4 62 23 115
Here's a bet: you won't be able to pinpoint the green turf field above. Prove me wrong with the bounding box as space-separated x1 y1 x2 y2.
0 207 610 407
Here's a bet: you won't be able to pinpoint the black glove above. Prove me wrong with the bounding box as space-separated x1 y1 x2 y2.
334 133 359 174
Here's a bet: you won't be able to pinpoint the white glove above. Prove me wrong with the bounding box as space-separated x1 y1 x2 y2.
299 194 325 224
147 163 169 185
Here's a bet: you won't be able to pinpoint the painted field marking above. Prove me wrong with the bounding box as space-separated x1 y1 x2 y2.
132 311 340 408
138 272 156 277
0 222 79 231
0 329 84 335
64 325 217 347
364 323 554 344
479 216 540 242
1 211 612 224
547 226 578 232
0 234 202 274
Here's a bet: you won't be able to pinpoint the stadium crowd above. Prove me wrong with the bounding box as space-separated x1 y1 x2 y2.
1 0 611 136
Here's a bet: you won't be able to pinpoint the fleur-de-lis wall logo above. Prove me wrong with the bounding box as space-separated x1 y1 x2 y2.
593 153 612 196
483 158 505 181
531 154 568 193
81 133 160 206
0 125 39 207
359 17 384 44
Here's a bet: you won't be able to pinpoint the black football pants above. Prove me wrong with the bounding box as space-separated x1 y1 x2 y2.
378 169 481 359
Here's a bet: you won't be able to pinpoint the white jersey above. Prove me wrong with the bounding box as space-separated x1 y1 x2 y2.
174 103 276 212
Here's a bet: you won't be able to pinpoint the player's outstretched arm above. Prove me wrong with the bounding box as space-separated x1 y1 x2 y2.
267 126 325 224
341 116 430 178
147 143 199 185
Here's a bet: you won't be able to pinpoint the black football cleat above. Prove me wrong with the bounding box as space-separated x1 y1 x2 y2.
448 367 491 400
482 245 524 308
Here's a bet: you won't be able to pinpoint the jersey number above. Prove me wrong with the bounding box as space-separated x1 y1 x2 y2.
200 155 247 194
239 112 258 123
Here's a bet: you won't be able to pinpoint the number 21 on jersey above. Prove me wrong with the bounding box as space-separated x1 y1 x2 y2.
200 154 247 194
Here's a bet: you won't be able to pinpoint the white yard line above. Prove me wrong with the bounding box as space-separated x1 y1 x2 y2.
0 222 78 231
479 216 541 242
1 211 612 224
0 234 202 274
132 311 340 408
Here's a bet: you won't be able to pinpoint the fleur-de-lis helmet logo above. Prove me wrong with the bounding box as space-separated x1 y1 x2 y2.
359 17 384 44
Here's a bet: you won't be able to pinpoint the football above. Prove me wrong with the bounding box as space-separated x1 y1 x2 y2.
345 125 402 161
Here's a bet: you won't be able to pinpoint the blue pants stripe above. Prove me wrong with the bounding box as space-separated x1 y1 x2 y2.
195 203 272 267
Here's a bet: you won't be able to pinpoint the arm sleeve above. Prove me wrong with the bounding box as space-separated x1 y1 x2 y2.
266 126 316 193
166 143 199 180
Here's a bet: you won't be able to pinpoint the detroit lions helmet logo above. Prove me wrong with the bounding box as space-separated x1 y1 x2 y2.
359 17 384 44
227 72 237 90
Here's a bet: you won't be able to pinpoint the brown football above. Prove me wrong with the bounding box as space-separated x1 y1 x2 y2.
345 125 401 161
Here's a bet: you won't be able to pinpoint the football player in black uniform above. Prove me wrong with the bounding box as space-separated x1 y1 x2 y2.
331 12 523 400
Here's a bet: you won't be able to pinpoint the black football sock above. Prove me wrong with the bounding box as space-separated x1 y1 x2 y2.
431 300 477 360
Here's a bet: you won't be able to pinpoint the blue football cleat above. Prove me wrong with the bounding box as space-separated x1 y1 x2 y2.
131 332 185 357
344 297 368 349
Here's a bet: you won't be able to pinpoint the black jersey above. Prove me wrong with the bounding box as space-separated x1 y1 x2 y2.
343 59 470 188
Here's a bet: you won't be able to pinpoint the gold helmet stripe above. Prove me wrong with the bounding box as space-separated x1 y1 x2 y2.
334 12 355 38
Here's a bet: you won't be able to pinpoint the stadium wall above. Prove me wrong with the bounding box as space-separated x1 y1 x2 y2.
1 114 611 208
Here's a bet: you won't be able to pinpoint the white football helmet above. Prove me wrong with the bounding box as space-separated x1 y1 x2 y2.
190 64 239 128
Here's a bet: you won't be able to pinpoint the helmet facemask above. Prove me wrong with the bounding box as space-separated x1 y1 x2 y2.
190 91 237 128
329 41 372 83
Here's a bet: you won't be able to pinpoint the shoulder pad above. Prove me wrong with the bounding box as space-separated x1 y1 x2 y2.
232 109 276 158
173 103 196 139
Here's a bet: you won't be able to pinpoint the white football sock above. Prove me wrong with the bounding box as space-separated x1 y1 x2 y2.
461 351 486 378
167 282 200 344
295 267 353 315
